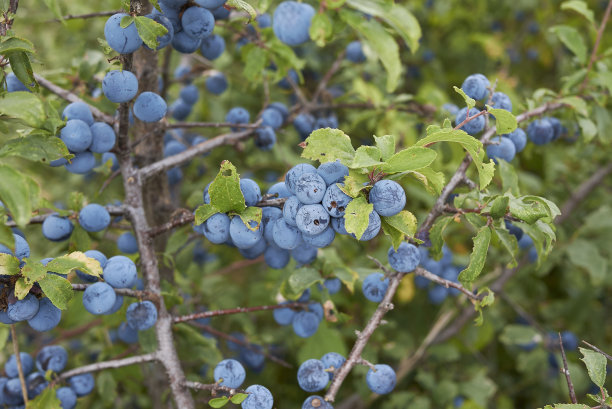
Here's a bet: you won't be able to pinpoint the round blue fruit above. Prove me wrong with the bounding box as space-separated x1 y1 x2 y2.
302 396 332 409
133 92 167 123
331 216 348 235
366 364 396 394
267 182 292 199
346 41 366 63
255 126 276 150
200 34 225 60
28 298 61 332
369 180 406 217
428 285 448 304
293 113 315 140
286 164 317 194
203 213 231 244
292 310 320 338
362 273 389 303
229 217 263 249
356 210 381 241
273 301 295 325
85 249 108 268
455 107 485 135
461 74 490 100
240 178 262 206
317 161 349 186
322 184 351 218
117 232 139 253
527 118 554 145
102 70 139 103
239 238 267 259
83 282 117 315
225 107 250 130
267 102 289 121
3 377 24 405
164 140 187 157
104 13 143 54
27 371 48 398
295 173 327 204
179 84 199 105
172 29 203 53
79 204 111 232
302 225 335 248
283 195 303 226
387 242 420 272
42 214 74 242
146 13 174 49
297 359 329 392
36 345 68 372
118 321 139 343
296 204 330 236
56 387 77 409
103 255 138 288
62 102 94 125
506 128 527 153
214 359 246 388
60 119 93 153
272 218 302 250
195 0 226 9
7 292 39 321
261 108 283 130
291 242 318 264
65 151 96 174
6 73 29 92
486 136 516 163
5 353 34 378
272 1 315 46
206 72 228 95
101 152 119 171
171 99 192 120
241 385 273 409
126 300 158 330
323 278 341 294
321 352 345 380
89 122 116 153
490 92 512 112
68 373 95 397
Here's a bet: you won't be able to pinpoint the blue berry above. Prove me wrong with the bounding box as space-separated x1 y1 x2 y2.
102 70 138 103
321 352 345 380
296 204 330 236
297 359 329 392
164 140 187 157
6 73 29 92
104 255 137 289
60 119 93 153
267 182 292 198
388 242 420 272
229 217 263 249
547 117 563 140
79 204 110 232
486 136 516 163
181 6 215 40
272 1 315 46
291 242 318 264
56 387 77 409
428 286 448 304
239 238 267 259
272 218 302 250
254 126 276 150
206 72 228 95
527 118 554 145
302 226 335 248
461 74 490 100
126 300 158 330
118 321 139 343
317 161 349 186
561 331 578 350
322 184 351 217
283 195 303 226
214 359 246 388
273 301 295 325
117 232 138 253
180 84 199 105
490 92 512 111
293 311 320 337
41 214 74 242
28 298 61 332
68 373 95 397
5 353 34 378
89 122 116 153
7 292 39 321
65 151 96 174
195 0 226 9
133 92 167 122
369 180 406 217
27 371 48 399
323 278 341 294
241 385 273 409
362 273 389 303
302 396 332 409
277 68 299 89
442 103 460 116
455 107 485 135
295 173 327 204
286 164 317 194
145 13 175 49
355 210 381 241
200 34 225 59
225 107 250 131
62 102 93 125
203 213 231 244
240 178 262 206
331 216 348 235
366 364 396 394
83 282 116 315
293 113 315 140
346 41 366 63
261 108 283 129
36 346 67 373
506 128 527 153
101 152 119 171
267 102 289 122
104 13 143 54
3 377 24 405
505 220 524 240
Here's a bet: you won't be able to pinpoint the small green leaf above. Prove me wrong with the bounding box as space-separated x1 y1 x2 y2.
208 161 246 214
0 164 35 227
309 13 333 47
458 226 492 288
374 135 395 161
499 324 540 346
578 118 597 142
383 210 417 249
550 25 587 64
343 195 373 240
0 36 35 54
226 0 257 20
559 96 589 117
134 15 168 50
508 196 551 224
566 239 607 284
381 146 437 174
489 196 509 219
68 225 90 252
493 226 518 268
288 267 323 296
236 206 263 231
120 15 135 28
0 253 20 275
230 393 248 404
28 386 61 409
38 274 74 310
349 146 383 169
301 128 356 165
21 259 47 282
580 347 607 388
46 251 103 278
406 166 445 195
487 107 517 135
208 396 230 408
0 91 45 128
339 173 369 198
498 160 519 196
194 204 219 225
0 134 70 164
14 277 33 299
453 86 476 110
428 216 453 260
561 1 595 25
241 44 268 82
7 51 38 92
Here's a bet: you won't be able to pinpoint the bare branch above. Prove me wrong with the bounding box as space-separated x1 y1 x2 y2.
311 50 346 103
4 205 125 228
581 340 612 362
558 332 578 403
49 10 120 22
183 380 245 395
59 353 158 379
167 121 260 129
71 284 153 298
414 267 480 301
10 325 28 406
34 74 116 124
173 302 306 324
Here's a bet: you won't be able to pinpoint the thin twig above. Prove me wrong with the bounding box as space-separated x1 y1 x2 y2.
71 284 153 298
311 50 346 103
579 0 612 92
4 205 125 228
167 122 260 129
183 380 245 395
559 332 578 403
173 302 306 323
10 325 28 406
59 352 158 379
582 340 612 362
49 10 120 22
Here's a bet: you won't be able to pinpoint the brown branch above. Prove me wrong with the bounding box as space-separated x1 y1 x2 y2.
4 205 125 228
59 352 158 379
558 332 578 403
10 325 28 406
34 74 116 124
166 122 260 129
190 323 293 368
579 0 612 92
311 50 346 103
452 109 488 131
286 73 310 108
183 380 245 395
173 302 306 324
71 284 153 298
49 10 120 22
581 340 612 362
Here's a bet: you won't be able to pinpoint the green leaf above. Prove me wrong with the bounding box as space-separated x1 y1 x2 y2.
209 396 229 408
46 251 103 278
559 96 589 117
578 118 597 142
488 196 509 219
301 128 355 165
349 146 383 169
208 161 246 214
0 223 13 252
341 11 401 92
458 226 492 288
96 371 118 406
120 15 135 28
0 91 45 128
406 166 445 195
0 164 34 227
416 128 495 189
15 277 33 299
383 210 417 248
453 86 476 110
344 0 421 52
38 274 73 310
429 216 453 260
0 253 20 275
236 206 262 231
230 394 248 404
0 36 35 54
499 324 540 346
309 13 333 47
288 267 323 296
134 15 168 50
194 204 219 225
339 172 369 198
561 1 595 25
493 226 518 267
28 386 61 409
381 146 437 174
487 107 517 135
498 160 519 196
21 259 47 282
343 195 373 240
566 239 607 284
7 51 38 92
380 219 404 251
68 225 90 252
374 135 395 161
0 134 70 164
550 25 587 64
226 0 257 20
580 347 607 388
241 44 268 82
508 196 550 224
